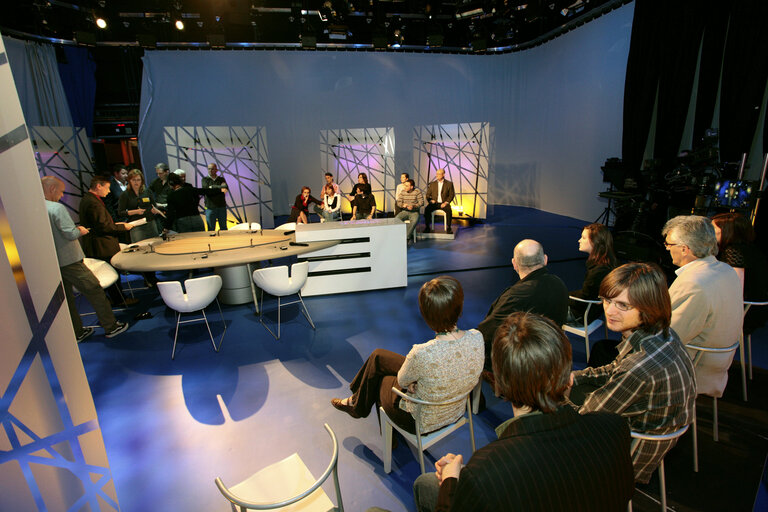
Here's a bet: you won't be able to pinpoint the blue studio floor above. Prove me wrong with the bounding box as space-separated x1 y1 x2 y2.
76 206 768 512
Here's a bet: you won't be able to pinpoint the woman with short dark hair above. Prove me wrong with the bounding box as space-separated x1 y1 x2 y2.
331 276 484 434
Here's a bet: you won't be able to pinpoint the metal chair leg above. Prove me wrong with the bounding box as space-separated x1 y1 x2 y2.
201 309 218 352
712 397 719 442
738 333 747 401
171 311 181 360
692 401 698 472
747 333 753 380
658 460 667 511
215 298 227 351
467 398 476 453
298 293 315 329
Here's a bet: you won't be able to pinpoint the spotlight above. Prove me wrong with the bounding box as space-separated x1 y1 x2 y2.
175 19 184 30
95 17 107 29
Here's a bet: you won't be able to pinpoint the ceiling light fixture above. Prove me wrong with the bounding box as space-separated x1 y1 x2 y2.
175 20 184 30
95 17 107 29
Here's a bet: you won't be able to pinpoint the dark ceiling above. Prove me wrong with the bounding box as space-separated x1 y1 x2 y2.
2 0 628 52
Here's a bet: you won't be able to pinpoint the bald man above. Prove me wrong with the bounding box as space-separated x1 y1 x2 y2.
477 239 568 370
42 177 128 341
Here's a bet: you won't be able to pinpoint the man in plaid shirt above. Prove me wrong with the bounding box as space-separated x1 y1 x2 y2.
571 262 696 483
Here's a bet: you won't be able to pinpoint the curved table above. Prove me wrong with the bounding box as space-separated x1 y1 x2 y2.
111 229 338 305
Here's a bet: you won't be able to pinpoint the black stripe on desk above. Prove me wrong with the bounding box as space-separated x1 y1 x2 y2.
300 252 370 263
308 266 371 277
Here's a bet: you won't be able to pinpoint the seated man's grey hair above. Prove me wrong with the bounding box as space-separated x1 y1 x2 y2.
662 215 718 258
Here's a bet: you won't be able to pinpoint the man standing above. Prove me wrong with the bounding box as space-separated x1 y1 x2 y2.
394 172 409 215
477 239 568 370
79 175 136 306
395 178 423 241
423 168 455 234
202 163 229 231
105 164 128 221
43 177 128 340
663 215 743 397
148 163 172 207
413 313 634 512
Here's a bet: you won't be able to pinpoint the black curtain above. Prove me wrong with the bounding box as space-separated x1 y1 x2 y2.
623 0 768 173
692 2 729 146
719 0 768 165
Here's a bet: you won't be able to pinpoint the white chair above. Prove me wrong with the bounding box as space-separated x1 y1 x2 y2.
275 222 297 231
78 258 128 311
380 387 476 475
742 300 768 380
215 423 343 512
252 262 314 340
627 425 689 512
157 275 226 360
562 296 604 362
687 340 739 473
430 209 448 232
231 222 262 231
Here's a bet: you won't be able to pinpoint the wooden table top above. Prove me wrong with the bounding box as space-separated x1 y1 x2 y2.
111 229 338 271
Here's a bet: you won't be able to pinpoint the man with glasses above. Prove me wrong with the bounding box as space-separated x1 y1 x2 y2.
662 215 742 398
571 262 696 484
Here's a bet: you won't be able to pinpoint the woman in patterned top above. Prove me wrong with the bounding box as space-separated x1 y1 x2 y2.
711 212 768 333
331 276 484 434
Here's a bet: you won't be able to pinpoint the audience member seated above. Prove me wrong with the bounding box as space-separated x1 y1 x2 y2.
315 173 340 218
331 276 484 437
477 239 568 371
413 312 634 512
711 212 768 334
394 172 409 215
289 186 323 224
351 186 376 220
319 184 341 222
395 178 424 240
570 262 696 484
118 169 162 243
423 168 455 234
664 215 742 398
567 223 617 324
347 172 372 201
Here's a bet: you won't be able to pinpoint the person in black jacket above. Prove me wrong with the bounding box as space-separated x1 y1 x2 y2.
567 223 617 324
476 239 568 371
413 312 634 512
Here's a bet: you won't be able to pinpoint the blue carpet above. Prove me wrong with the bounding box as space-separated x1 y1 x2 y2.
76 206 768 512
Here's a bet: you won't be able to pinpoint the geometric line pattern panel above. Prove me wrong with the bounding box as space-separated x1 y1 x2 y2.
320 127 395 213
413 122 492 219
30 126 95 223
163 126 274 228
0 171 118 512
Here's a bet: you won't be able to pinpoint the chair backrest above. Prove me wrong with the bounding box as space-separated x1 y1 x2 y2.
252 262 309 297
215 423 342 511
231 222 262 231
687 341 739 369
392 386 472 434
82 258 120 289
275 222 296 231
157 275 222 313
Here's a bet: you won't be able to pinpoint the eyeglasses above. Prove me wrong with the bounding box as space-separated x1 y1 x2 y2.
663 241 683 248
598 296 635 312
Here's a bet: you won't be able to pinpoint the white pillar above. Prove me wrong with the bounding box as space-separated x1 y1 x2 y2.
0 35 120 511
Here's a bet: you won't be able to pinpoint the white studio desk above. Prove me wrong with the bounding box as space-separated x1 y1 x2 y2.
295 218 407 296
